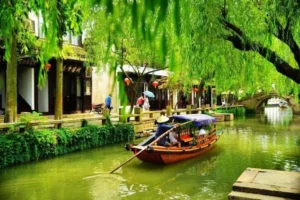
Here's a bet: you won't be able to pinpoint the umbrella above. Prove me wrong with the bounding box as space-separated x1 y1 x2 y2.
143 91 155 98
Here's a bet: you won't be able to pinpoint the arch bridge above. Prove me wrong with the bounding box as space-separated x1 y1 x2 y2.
237 90 300 114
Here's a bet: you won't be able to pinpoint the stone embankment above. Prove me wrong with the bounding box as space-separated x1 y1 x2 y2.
228 168 300 200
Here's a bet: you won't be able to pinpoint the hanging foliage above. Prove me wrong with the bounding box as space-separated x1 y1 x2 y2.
83 0 300 100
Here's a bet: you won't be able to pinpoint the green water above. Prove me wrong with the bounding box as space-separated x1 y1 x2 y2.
1 108 300 200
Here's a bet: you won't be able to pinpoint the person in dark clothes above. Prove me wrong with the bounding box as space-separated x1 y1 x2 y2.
155 115 179 146
105 94 113 114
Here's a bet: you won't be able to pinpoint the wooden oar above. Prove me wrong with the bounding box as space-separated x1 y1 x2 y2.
109 120 193 174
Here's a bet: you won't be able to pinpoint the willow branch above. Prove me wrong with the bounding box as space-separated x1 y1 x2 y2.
121 40 140 76
138 63 147 75
223 20 300 84
119 65 134 83
123 57 140 75
112 49 139 76
272 18 300 68
145 67 169 75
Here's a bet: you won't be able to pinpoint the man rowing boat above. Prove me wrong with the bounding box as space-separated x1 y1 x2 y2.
155 116 180 147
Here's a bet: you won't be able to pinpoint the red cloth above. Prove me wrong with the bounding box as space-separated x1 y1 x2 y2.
136 97 144 105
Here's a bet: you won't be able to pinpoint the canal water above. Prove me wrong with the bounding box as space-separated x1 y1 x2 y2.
0 108 299 200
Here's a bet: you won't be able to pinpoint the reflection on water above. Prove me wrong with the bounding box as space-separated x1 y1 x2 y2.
0 116 299 200
262 107 293 125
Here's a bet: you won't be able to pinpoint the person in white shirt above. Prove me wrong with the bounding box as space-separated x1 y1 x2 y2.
198 126 207 136
222 99 226 107
198 126 208 144
169 131 178 143
143 95 150 111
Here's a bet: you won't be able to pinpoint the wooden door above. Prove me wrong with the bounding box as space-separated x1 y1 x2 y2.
83 78 92 112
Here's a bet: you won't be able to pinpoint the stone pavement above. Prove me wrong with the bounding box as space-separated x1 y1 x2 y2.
228 168 300 200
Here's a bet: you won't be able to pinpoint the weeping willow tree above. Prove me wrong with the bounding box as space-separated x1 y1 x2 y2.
37 0 82 122
84 0 300 101
175 0 300 99
0 0 40 122
83 0 176 112
3 0 298 124
0 0 82 122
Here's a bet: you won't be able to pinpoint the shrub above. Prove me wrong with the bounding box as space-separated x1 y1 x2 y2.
20 112 46 122
0 124 134 169
214 107 246 117
203 111 212 116
81 119 88 127
296 138 300 146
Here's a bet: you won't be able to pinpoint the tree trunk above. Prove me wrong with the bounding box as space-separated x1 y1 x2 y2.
54 55 63 121
55 0 63 127
129 76 142 114
4 32 18 123
223 19 300 84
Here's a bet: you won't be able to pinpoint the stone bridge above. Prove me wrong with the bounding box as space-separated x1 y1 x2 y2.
237 90 300 114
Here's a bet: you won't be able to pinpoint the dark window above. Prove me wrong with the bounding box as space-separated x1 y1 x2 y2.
28 19 35 33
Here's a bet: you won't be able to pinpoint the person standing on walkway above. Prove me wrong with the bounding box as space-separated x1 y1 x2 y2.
222 99 226 107
143 95 150 111
105 94 112 114
136 94 144 108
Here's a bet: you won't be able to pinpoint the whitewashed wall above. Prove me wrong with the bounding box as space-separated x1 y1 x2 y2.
92 67 118 113
18 67 35 110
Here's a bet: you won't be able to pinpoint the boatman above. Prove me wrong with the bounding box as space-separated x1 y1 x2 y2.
155 116 178 147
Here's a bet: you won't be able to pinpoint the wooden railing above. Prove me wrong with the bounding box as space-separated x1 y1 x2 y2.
0 115 106 129
0 105 244 131
126 104 244 123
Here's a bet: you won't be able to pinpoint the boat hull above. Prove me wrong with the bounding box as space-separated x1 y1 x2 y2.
131 135 219 164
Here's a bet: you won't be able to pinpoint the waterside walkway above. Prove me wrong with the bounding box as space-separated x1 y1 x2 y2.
0 105 242 133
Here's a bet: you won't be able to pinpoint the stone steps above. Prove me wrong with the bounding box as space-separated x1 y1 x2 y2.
228 168 300 200
211 113 234 121
211 114 225 122
228 191 293 200
233 182 300 199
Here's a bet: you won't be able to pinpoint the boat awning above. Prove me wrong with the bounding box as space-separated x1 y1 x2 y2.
170 114 216 127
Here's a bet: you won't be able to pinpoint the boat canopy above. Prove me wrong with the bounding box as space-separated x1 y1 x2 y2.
170 114 216 127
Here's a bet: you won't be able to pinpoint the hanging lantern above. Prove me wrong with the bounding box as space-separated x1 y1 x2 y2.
124 78 131 86
44 63 51 71
152 80 159 88
192 88 199 93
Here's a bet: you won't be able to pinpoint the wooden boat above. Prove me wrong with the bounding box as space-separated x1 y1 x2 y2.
126 114 220 164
